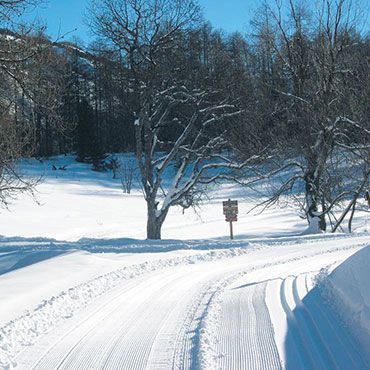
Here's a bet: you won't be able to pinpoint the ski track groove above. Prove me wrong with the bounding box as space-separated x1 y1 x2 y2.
57 271 187 370
279 278 314 369
32 272 181 370
28 266 237 370
28 278 144 370
215 281 281 370
253 284 282 370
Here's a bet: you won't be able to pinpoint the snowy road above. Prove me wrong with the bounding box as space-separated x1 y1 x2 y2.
11 236 369 370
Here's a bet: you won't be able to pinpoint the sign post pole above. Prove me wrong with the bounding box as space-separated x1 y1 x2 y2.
223 199 238 240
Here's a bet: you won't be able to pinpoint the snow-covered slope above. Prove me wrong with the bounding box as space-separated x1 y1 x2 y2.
318 246 370 360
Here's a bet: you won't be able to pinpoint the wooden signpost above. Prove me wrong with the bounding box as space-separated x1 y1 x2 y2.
223 199 238 240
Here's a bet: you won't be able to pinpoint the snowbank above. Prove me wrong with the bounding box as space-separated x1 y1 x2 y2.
318 245 370 359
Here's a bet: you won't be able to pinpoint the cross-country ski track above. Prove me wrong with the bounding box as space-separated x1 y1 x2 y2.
8 235 370 370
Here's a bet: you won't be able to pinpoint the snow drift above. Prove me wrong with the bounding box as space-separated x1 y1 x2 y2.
319 245 370 359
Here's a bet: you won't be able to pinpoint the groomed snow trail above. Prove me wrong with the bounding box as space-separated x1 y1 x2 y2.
13 236 370 370
214 266 369 369
215 281 282 370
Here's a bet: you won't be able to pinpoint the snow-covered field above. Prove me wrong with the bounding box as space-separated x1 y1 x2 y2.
0 156 369 369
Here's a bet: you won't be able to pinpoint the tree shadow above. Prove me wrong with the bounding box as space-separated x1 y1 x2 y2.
1 232 362 276
0 250 66 275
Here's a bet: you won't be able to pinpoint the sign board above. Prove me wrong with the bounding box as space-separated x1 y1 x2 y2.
223 200 238 212
223 199 238 239
223 199 238 221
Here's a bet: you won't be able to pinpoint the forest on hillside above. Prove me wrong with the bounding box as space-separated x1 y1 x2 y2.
0 0 369 238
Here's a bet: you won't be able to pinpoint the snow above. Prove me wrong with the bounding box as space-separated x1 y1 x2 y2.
0 155 311 241
1 248 229 368
0 155 370 369
318 245 370 360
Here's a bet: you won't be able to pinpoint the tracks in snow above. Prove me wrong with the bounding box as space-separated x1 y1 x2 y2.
12 238 370 370
211 271 369 370
15 263 239 370
215 281 281 370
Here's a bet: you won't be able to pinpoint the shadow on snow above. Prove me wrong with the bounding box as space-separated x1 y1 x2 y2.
283 283 369 369
0 231 367 277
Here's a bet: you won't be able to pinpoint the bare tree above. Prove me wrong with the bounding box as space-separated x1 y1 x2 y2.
245 0 370 233
0 106 39 206
0 0 41 20
89 0 253 239
118 160 136 194
0 1 67 207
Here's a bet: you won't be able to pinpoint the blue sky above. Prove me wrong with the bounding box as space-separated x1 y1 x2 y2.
23 0 261 45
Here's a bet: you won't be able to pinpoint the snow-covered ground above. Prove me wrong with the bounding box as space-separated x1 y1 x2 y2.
0 156 369 369
1 156 305 242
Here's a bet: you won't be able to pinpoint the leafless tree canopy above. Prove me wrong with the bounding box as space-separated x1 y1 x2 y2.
236 0 370 233
0 0 41 20
0 0 67 208
89 0 200 64
89 0 257 239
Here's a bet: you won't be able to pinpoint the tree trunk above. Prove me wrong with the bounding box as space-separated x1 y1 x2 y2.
304 173 326 233
147 217 162 239
348 199 357 233
146 201 166 239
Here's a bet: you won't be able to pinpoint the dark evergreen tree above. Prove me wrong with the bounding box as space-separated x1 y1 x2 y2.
76 99 105 168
